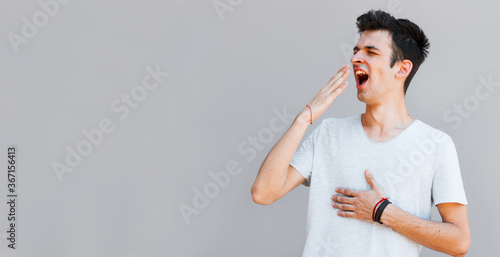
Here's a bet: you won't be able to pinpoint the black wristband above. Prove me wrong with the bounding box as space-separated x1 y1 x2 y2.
374 199 391 224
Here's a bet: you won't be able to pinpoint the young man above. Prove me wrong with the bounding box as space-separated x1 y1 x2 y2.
251 10 470 257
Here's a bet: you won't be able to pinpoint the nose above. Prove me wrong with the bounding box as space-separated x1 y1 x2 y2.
350 51 365 65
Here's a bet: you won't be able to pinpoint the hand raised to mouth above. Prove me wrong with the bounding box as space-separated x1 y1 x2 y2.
297 64 350 125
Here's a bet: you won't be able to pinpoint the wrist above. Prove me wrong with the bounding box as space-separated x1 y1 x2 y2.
374 199 391 224
372 197 388 222
379 203 397 226
294 108 312 126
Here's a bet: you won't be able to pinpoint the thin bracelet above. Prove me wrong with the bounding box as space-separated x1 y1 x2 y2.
372 197 388 222
305 105 312 124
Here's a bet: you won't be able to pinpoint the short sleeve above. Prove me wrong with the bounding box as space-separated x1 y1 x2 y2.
432 135 468 206
289 121 323 187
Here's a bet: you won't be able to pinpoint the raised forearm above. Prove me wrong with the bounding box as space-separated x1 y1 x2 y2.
252 65 350 204
381 204 470 256
251 110 310 198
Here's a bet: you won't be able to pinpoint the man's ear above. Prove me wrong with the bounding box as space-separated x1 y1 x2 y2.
395 60 413 78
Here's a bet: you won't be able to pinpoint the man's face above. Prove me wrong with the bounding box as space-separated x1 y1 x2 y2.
350 30 401 104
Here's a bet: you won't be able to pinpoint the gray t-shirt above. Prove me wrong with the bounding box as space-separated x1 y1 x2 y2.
290 114 468 257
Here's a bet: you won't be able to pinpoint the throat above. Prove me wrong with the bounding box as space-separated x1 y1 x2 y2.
363 127 405 142
360 113 415 143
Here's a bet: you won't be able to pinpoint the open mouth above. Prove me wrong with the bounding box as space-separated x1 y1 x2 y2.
355 70 369 87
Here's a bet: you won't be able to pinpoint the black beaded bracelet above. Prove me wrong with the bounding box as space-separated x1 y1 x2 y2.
374 199 392 224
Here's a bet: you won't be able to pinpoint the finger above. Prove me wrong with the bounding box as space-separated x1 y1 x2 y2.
324 67 345 88
332 202 355 212
326 65 349 87
364 169 379 190
327 69 350 94
335 187 357 197
337 210 355 218
328 66 350 87
331 195 355 204
330 81 348 96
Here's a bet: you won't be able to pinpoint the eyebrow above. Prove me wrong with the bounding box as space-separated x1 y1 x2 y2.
353 45 380 52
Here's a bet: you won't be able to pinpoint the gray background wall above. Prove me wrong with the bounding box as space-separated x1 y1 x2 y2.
0 0 498 256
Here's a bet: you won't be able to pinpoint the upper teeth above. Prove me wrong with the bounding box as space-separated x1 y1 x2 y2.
356 70 367 76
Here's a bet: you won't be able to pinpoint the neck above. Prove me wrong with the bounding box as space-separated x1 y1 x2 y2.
362 96 414 131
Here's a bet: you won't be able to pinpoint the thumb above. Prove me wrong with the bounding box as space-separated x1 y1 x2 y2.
364 169 378 189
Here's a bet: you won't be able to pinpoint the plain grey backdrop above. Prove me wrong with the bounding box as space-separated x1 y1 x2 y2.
0 0 499 256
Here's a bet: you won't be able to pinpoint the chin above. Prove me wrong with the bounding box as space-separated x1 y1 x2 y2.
356 92 376 105
357 95 368 104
